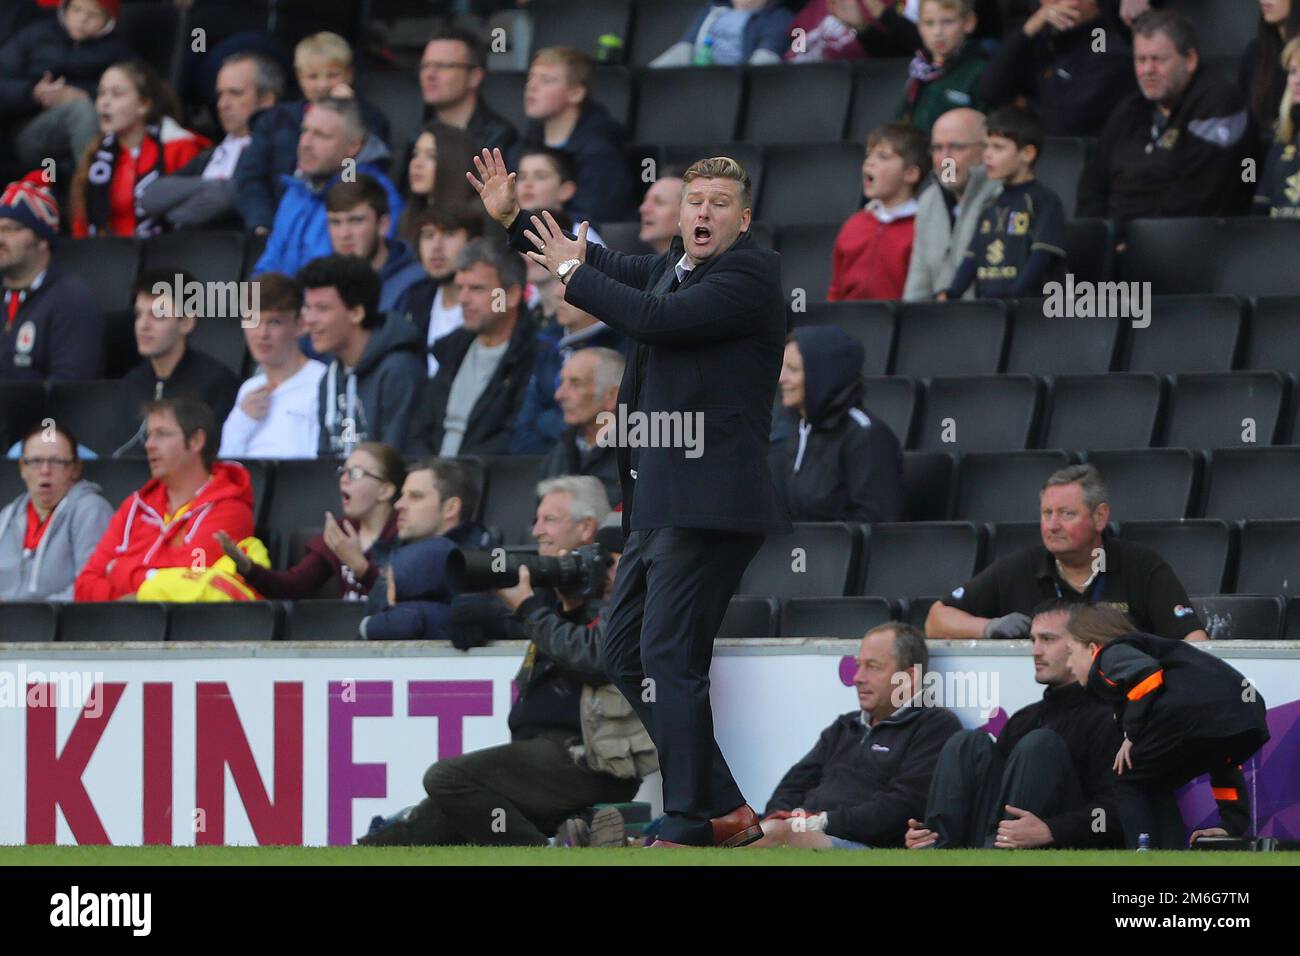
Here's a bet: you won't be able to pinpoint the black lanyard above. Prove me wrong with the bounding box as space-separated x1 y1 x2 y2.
1054 571 1106 603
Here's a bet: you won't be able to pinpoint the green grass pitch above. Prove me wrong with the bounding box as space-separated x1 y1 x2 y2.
1 846 1296 866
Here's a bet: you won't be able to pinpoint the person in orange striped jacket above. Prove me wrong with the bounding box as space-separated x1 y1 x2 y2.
1065 603 1270 850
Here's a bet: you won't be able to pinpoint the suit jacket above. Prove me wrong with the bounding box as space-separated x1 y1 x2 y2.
507 216 790 537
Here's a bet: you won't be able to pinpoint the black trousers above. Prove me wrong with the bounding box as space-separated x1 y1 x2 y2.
372 733 638 846
924 728 1085 848
600 526 764 845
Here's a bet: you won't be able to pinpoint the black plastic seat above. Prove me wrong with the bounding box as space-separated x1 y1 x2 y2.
141 231 246 287
260 459 340 542
0 602 58 642
794 301 894 376
861 376 919 447
529 0 633 59
1124 218 1300 295
1180 0 1264 56
916 375 1041 452
900 450 954 520
1038 137 1088 217
635 68 742 144
1122 295 1242 374
481 455 545 545
1006 298 1118 375
281 600 368 640
587 66 634 129
775 222 841 301
1190 594 1284 639
79 458 152 509
1203 449 1300 520
1042 374 1163 450
988 522 1043 564
847 59 913 139
1118 519 1232 595
759 143 864 227
739 523 861 598
743 64 851 143
190 314 249 378
1161 371 1285 449
168 602 280 641
1242 296 1300 372
718 595 778 639
893 301 1008 377
46 380 142 458
1235 520 1300 594
629 0 702 66
858 522 982 601
355 69 425 153
59 602 168 642
479 71 527 136
1083 448 1198 520
50 236 140 313
1063 217 1114 283
779 597 893 638
0 381 46 449
954 450 1073 523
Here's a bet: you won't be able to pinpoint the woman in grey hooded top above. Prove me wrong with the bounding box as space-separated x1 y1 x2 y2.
0 423 113 601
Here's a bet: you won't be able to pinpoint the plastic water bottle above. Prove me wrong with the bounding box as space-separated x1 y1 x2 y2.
1136 833 1151 852
693 37 715 66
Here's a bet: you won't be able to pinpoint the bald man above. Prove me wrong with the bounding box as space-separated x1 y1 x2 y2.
903 108 1002 301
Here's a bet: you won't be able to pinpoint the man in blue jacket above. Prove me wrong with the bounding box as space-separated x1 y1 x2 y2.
252 98 403 278
471 148 790 848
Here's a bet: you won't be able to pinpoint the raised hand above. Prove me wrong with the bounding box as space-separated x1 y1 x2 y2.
523 210 589 276
467 147 519 227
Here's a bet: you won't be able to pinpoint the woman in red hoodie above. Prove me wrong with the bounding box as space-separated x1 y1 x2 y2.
217 442 403 601
68 58 208 237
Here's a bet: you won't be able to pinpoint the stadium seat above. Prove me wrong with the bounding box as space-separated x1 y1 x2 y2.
79 457 152 510
1123 218 1300 295
900 450 954 520
987 522 1043 564
1038 137 1088 218
1005 298 1118 375
0 603 57 642
1082 448 1199 520
738 523 861 598
758 143 864 226
242 231 267 280
141 231 247 287
629 0 702 66
1190 595 1284 640
892 301 1008 378
528 0 633 60
1203 448 1300 520
223 459 273 528
59 602 168 642
779 597 893 638
46 381 141 458
117 2 181 86
588 66 635 130
905 595 941 631
774 222 840 301
846 59 913 141
717 595 778 639
793 301 895 376
861 376 919 447
480 455 545 545
857 522 982 601
1286 598 1300 637
50 236 140 313
259 459 339 542
953 450 1073 523
168 601 280 641
663 142 765 202
102 308 139 378
635 68 743 144
479 71 527 140
742 64 852 143
1235 520 1300 595
1122 295 1242 374
915 375 1040 452
1160 371 1285 449
596 221 652 254
187 314 249 378
1180 0 1265 57
0 381 46 450
1063 218 1114 284
1242 296 1300 373
1117 519 1232 596
1041 374 1163 450
281 600 368 640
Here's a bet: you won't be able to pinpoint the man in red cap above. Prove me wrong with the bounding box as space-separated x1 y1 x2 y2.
0 173 104 381
0 0 130 175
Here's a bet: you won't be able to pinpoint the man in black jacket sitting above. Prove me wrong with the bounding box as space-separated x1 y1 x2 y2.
905 600 1124 849
756 623 961 849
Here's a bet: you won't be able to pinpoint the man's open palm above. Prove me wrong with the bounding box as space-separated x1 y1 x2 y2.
467 147 518 226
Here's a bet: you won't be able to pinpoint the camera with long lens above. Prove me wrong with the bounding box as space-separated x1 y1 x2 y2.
448 543 612 599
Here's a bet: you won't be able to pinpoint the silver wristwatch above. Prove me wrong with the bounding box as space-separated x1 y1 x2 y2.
556 258 582 283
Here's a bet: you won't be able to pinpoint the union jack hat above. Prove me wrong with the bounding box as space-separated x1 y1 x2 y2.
0 173 59 241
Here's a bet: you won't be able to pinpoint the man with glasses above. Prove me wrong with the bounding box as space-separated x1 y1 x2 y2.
904 108 1001 301
418 27 517 155
0 423 112 601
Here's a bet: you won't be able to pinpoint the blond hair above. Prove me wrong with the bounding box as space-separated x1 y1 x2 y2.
1278 36 1300 143
920 0 974 15
294 32 352 70
682 156 753 209
531 47 593 93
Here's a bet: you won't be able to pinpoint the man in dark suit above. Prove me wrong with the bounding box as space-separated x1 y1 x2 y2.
469 148 791 848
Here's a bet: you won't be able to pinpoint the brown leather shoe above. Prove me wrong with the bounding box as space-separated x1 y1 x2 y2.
711 804 764 847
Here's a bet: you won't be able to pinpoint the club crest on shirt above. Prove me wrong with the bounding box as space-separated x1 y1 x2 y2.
13 320 35 366
1173 604 1194 618
1158 128 1180 150
985 239 1005 265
